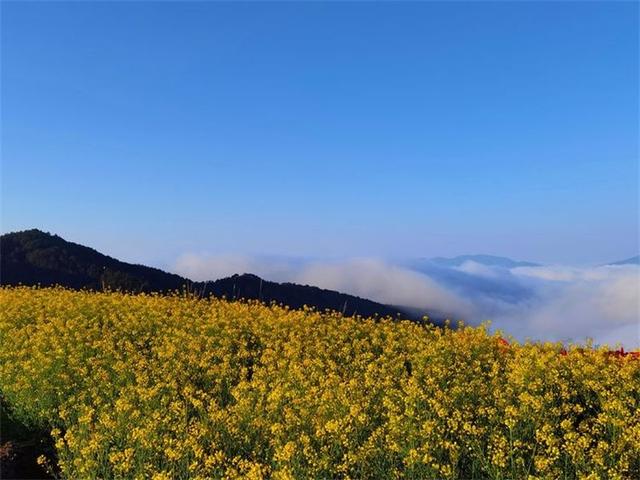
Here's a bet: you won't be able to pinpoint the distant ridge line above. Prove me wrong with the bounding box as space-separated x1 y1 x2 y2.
0 229 433 322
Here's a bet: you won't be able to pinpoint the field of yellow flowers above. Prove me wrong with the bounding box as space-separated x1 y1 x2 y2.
1 287 639 479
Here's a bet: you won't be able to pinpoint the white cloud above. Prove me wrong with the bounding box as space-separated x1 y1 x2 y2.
293 258 474 319
172 254 640 348
489 265 640 347
174 253 256 281
455 260 503 278
173 253 297 282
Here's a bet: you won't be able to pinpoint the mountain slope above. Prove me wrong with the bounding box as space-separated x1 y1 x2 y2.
0 230 415 320
0 229 186 292
608 255 640 266
202 273 406 318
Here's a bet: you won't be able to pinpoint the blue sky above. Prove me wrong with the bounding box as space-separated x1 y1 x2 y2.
2 1 638 266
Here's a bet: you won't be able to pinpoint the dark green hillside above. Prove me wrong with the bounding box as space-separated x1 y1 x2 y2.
0 229 186 292
204 273 406 319
1 230 421 320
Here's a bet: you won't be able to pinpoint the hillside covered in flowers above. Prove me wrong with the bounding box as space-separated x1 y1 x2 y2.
1 287 638 479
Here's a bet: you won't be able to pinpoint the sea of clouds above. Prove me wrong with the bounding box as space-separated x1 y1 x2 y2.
173 254 640 348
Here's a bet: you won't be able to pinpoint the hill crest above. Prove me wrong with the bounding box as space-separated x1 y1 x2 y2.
0 229 420 320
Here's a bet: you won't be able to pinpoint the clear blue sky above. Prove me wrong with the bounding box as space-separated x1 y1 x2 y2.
2 1 638 266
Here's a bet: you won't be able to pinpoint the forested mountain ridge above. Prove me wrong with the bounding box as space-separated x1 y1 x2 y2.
0 229 418 320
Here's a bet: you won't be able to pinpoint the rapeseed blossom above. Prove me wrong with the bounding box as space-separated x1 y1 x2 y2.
0 287 638 479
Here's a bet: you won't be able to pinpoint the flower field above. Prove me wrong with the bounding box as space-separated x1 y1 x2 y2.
1 287 639 479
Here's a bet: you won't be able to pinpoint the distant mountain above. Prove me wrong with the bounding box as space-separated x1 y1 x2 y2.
607 255 640 266
0 229 422 320
424 254 540 269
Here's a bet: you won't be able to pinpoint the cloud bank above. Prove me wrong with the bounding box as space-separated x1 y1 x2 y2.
172 255 640 348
